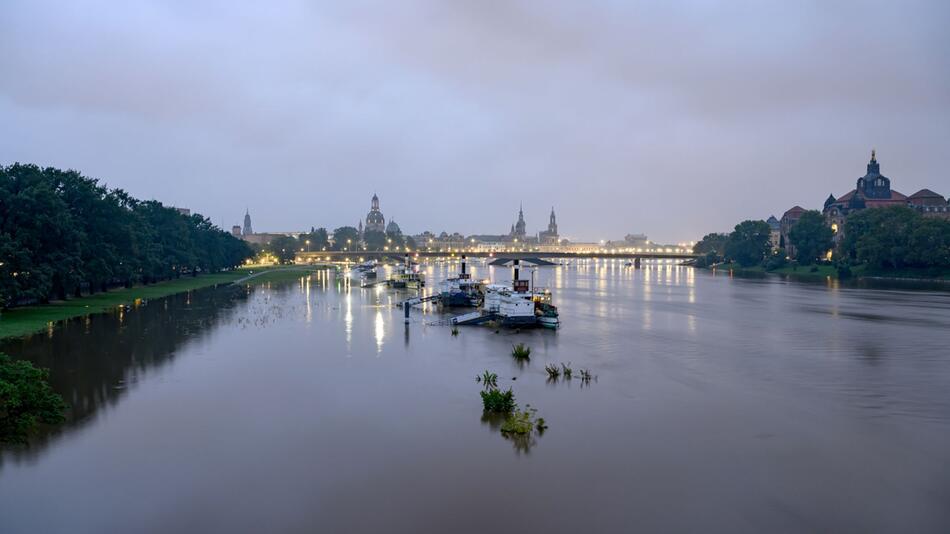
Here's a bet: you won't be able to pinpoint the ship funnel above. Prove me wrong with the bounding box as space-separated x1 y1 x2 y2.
461 255 466 275
513 259 520 281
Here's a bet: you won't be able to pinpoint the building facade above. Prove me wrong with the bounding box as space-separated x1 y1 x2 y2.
766 215 781 250
780 206 806 256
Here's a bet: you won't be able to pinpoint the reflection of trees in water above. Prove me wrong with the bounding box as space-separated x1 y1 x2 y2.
0 284 251 464
480 411 539 455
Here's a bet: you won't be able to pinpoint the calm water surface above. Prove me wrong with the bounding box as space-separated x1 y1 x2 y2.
2 261 949 533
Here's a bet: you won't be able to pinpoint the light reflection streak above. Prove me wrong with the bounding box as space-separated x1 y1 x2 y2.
344 293 352 350
305 276 312 323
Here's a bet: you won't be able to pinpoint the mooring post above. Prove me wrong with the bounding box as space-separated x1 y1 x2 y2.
404 301 410 324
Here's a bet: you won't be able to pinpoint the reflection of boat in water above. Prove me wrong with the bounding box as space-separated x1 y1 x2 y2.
439 255 485 307
453 259 559 328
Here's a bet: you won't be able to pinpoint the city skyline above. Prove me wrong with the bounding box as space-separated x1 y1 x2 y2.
2 1 949 243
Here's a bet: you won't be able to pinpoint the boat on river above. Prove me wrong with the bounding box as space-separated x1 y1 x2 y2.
452 259 559 328
438 256 485 307
389 255 425 289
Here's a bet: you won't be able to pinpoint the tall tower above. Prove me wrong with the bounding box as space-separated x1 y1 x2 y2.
548 207 558 235
243 208 253 236
513 203 527 238
856 149 891 199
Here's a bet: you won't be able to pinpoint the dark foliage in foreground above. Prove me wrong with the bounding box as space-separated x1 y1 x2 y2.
0 353 66 443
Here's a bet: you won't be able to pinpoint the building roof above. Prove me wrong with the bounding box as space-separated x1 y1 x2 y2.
909 188 945 200
782 206 806 219
833 188 907 203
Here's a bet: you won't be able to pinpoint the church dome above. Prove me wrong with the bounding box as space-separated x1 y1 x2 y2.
386 219 401 234
365 193 385 232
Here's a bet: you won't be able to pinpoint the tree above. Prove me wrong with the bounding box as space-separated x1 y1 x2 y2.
303 227 329 251
267 235 299 263
725 220 772 267
907 218 950 267
332 226 360 251
0 353 66 443
842 206 950 269
0 164 252 307
693 233 729 258
788 210 834 265
363 230 387 251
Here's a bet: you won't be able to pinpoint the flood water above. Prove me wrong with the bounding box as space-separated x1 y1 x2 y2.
2 260 949 533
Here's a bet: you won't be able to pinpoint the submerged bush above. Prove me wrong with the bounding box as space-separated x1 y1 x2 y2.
501 408 537 435
560 362 573 379
0 353 66 444
544 363 560 379
511 343 531 360
480 387 516 413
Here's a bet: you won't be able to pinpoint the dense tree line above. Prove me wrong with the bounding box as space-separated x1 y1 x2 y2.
0 164 252 308
694 206 950 274
841 206 950 270
693 220 773 267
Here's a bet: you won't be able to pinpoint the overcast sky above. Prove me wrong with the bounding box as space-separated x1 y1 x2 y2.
2 0 948 243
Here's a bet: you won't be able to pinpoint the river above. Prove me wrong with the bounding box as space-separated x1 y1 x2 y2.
2 260 949 533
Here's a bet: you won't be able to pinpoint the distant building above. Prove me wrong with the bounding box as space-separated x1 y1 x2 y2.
509 204 527 240
243 209 253 236
538 208 559 245
824 151 950 244
175 207 191 217
766 215 781 250
780 206 806 256
623 233 649 247
231 225 242 238
365 194 386 233
386 218 402 235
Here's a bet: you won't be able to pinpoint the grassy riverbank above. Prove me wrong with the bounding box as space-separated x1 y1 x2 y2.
0 265 326 340
707 263 950 281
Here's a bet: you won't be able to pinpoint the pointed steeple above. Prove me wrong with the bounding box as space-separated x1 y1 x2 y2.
242 208 253 235
867 149 880 175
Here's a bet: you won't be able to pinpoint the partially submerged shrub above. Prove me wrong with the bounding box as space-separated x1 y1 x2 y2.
0 353 66 444
544 363 560 379
480 387 516 413
560 362 573 379
500 409 535 435
511 343 531 360
451 326 460 336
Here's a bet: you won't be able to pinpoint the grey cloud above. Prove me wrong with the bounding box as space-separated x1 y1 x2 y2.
1 0 948 242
